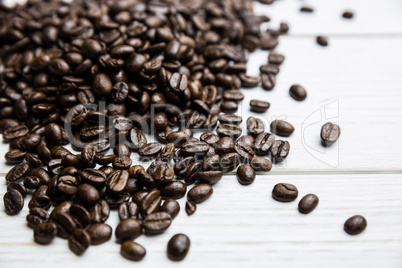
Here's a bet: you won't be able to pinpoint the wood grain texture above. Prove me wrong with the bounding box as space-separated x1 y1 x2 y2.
1 0 402 267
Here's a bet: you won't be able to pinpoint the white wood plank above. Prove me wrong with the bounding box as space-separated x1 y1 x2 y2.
1 174 401 268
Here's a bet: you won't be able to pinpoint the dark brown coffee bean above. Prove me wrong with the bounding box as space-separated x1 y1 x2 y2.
270 120 294 137
138 142 162 157
119 202 139 221
342 11 354 19
260 64 280 75
26 208 49 228
220 152 242 173
250 157 272 172
44 123 64 145
247 117 265 136
167 234 191 261
57 175 79 195
137 169 157 189
68 229 91 255
216 137 234 155
240 74 259 88
6 163 30 182
174 156 196 178
185 201 197 216
298 194 319 214
107 170 129 195
250 100 270 113
220 100 238 113
81 168 107 187
237 135 255 148
0 119 19 133
159 199 180 219
113 156 132 170
5 149 26 165
121 241 146 261
61 154 80 167
7 182 27 198
272 183 298 202
344 215 367 235
90 200 110 223
86 223 112 245
169 72 188 93
261 73 276 90
218 114 242 125
50 201 73 219
202 154 220 172
157 143 175 161
81 144 95 168
200 132 220 145
52 211 77 239
237 164 256 185
153 163 174 184
129 128 147 150
181 139 209 156
289 84 307 101
254 132 276 155
166 131 190 148
300 6 314 12
195 170 223 185
184 162 202 185
70 204 91 229
234 141 255 160
4 189 24 215
223 89 244 101
270 140 290 161
217 124 242 139
187 184 213 204
160 181 187 199
143 212 172 234
316 36 328 46
321 122 341 146
93 73 112 95
113 143 131 157
34 222 58 244
115 219 142 242
25 153 43 168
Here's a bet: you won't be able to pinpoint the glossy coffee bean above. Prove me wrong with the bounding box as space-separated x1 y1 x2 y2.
159 199 180 219
34 222 58 244
196 170 223 185
218 114 242 125
220 152 241 173
115 219 142 242
298 194 319 214
143 212 172 234
160 181 187 200
121 241 146 261
254 132 275 155
138 142 162 157
185 201 197 216
52 212 77 239
68 229 91 255
167 234 191 261
321 122 341 146
26 208 49 227
6 163 30 182
247 117 265 136
289 84 307 101
250 100 270 113
216 124 242 139
342 11 354 19
86 223 112 245
270 120 294 137
270 140 290 161
187 184 213 204
344 215 367 235
4 189 24 215
90 200 110 223
202 154 220 171
7 182 27 198
234 141 255 160
268 52 285 65
130 128 147 150
272 183 298 202
114 143 131 157
237 164 256 185
119 202 139 221
250 157 272 172
316 36 328 46
5 149 26 165
107 170 129 195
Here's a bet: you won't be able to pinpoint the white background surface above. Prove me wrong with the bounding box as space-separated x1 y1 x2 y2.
1 0 402 267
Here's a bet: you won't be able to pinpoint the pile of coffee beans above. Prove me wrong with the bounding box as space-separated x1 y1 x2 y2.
0 0 361 263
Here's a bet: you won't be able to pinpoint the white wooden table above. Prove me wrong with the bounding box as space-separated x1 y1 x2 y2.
1 0 402 267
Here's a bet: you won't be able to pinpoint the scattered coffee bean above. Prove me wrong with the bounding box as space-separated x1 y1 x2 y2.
344 215 367 235
270 140 290 161
247 117 265 136
342 11 354 19
237 164 256 185
167 234 191 261
4 189 24 215
270 120 294 137
143 212 172 234
321 122 341 146
316 36 328 46
250 100 270 113
187 184 213 204
68 229 91 256
254 132 275 155
300 6 314 13
86 223 112 245
185 201 197 216
34 222 58 245
159 199 180 219
272 183 298 202
115 219 142 242
289 84 307 101
298 194 319 214
250 157 272 172
121 241 146 261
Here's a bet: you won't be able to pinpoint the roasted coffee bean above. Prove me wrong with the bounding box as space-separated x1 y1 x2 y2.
181 139 209 156
34 222 58 245
166 131 190 147
250 100 270 113
93 73 112 96
237 135 255 148
137 190 162 216
25 153 43 168
247 117 265 136
342 11 354 19
268 52 285 65
254 132 275 155
167 234 191 261
52 211 77 239
153 163 174 184
202 154 221 172
26 208 49 228
187 184 213 204
6 163 30 182
316 36 328 46
270 120 294 137
107 170 129 195
250 157 272 172
3 125 29 141
137 169 157 189
272 183 298 202
138 142 162 157
115 219 142 242
50 201 73 219
185 201 197 216
143 212 172 234
234 141 255 160
61 154 80 167
94 154 116 166
298 194 319 214
90 200 110 223
86 223 112 245
216 137 234 155
217 124 242 139
160 181 187 200
4 189 24 215
81 144 95 168
157 143 175 161
260 64 280 75
261 73 276 90
300 6 314 12
237 164 256 185
113 156 132 170
159 199 180 219
220 152 241 173
200 132 220 145
121 241 146 261
195 170 223 185
184 161 202 185
220 100 238 113
289 84 307 101
270 140 290 161
5 149 26 165
70 204 91 229
321 122 341 146
114 143 131 157
223 89 244 101
218 114 242 125
7 182 27 198
0 119 19 133
68 229 91 256
240 74 259 88
129 128 147 150
57 175 79 195
119 202 139 221
81 168 107 187
146 160 164 178
344 215 367 235
174 156 196 178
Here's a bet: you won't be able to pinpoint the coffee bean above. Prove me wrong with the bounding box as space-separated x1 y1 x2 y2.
114 143 131 157
93 73 112 96
167 234 191 261
216 137 234 155
270 140 290 161
90 200 110 223
113 156 132 170
185 201 197 216
34 222 58 244
26 208 49 228
200 132 220 145
5 149 26 165
250 100 270 113
182 139 209 156
115 219 142 242
202 154 221 172
184 162 202 185
52 212 77 239
220 152 242 173
57 175 79 195
316 36 328 46
86 223 112 245
247 117 265 136
300 6 314 12
107 170 129 195
137 169 157 189
119 202 139 221
342 11 354 19
160 181 187 199
234 141 255 160
268 52 285 65
270 120 294 137
157 143 175 162
143 212 172 234
289 84 307 101
237 164 256 185
217 124 242 139
7 182 27 198
272 183 298 202
6 163 30 182
166 131 190 147
250 157 272 172
68 229 91 255
220 100 238 113
187 184 213 204
261 73 276 90
218 114 242 125
81 168 107 187
254 132 275 155
70 204 91 229
3 125 29 141
321 122 341 146
136 190 162 217
130 128 147 150
159 199 180 219
223 89 244 101
197 170 224 185
138 142 162 157
260 64 280 75
4 189 24 215
121 241 146 261
298 194 319 214
344 215 367 235
81 144 95 168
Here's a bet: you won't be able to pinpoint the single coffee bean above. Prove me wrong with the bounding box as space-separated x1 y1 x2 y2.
119 202 139 221
216 137 234 155
298 194 319 214
234 141 255 160
4 189 24 215
272 183 298 202
93 73 113 96
342 11 354 19
143 212 172 234
321 122 341 146
247 117 265 136
114 143 131 157
174 156 195 178
81 168 107 187
115 219 142 242
260 64 280 75
250 100 270 113
81 144 95 168
6 163 30 182
7 182 27 198
184 161 202 185
50 201 73 219
130 128 147 151
237 164 256 185
167 234 191 261
202 154 221 172
160 181 187 200
270 140 290 161
5 149 26 165
113 156 132 170
90 200 110 223
316 36 328 46
26 208 49 227
187 184 213 204
220 100 238 113
218 114 242 125
107 170 129 195
68 229 91 256
216 124 242 139
261 73 276 90
138 142 162 157
268 52 285 65
181 139 209 156
166 131 190 148
270 120 294 137
94 154 116 166
300 6 314 12
52 211 77 238
220 152 241 173
3 125 29 141
200 132 220 145
33 222 58 245
121 241 146 261
250 157 272 172
57 175 79 195
196 170 223 185
223 89 244 101
344 215 367 235
86 223 112 245
159 199 180 219
289 84 307 101
185 201 197 216
254 132 275 155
